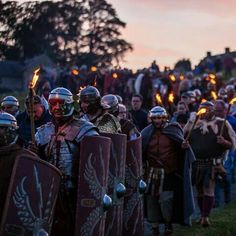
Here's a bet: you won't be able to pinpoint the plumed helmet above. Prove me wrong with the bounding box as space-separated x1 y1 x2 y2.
1 96 19 107
78 86 101 113
48 87 74 117
101 94 119 116
149 106 168 118
0 112 18 146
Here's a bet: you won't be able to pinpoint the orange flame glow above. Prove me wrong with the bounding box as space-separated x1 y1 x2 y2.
112 73 118 79
155 93 162 104
201 98 207 103
196 108 207 116
72 69 79 75
169 75 176 82
29 68 40 89
91 66 97 72
93 79 97 87
211 91 217 100
209 74 216 79
229 97 236 105
168 93 174 103
180 75 185 81
210 79 216 85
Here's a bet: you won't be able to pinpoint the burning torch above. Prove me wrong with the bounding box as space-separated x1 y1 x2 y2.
168 92 174 104
28 68 40 146
185 108 207 142
211 91 218 101
220 97 236 136
155 93 163 106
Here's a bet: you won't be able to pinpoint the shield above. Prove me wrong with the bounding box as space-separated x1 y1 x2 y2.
123 135 145 236
75 136 111 236
102 133 127 236
0 154 61 236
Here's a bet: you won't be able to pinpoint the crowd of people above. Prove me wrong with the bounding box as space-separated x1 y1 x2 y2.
0 60 236 236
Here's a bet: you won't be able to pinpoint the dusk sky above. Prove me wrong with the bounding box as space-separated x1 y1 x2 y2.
17 0 236 70
108 0 236 70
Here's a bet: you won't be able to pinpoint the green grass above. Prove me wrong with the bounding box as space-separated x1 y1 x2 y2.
175 201 236 236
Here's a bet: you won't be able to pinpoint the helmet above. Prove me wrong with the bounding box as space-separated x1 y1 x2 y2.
48 87 74 117
1 96 20 116
101 94 119 116
115 95 123 104
199 101 214 109
149 106 168 119
1 96 19 107
78 86 101 114
193 89 202 98
0 112 18 146
218 88 227 99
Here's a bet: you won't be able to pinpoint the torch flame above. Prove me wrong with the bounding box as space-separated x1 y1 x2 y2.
211 91 217 100
201 98 207 103
93 79 97 87
196 108 207 116
210 79 216 85
168 93 174 103
209 73 216 79
229 97 236 105
91 66 97 72
112 73 118 79
72 69 79 75
169 75 176 82
155 93 162 104
29 68 40 89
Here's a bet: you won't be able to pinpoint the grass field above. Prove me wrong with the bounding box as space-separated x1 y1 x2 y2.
175 201 236 236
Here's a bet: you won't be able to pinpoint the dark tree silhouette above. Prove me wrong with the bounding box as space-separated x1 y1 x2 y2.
0 0 132 66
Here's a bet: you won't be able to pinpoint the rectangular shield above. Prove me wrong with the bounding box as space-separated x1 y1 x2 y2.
102 133 127 236
75 136 111 236
0 154 61 236
123 135 145 236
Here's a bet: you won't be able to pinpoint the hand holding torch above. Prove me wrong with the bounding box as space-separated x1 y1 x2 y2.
185 108 207 142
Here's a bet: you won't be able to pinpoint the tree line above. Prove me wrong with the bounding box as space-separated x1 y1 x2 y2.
0 0 133 67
